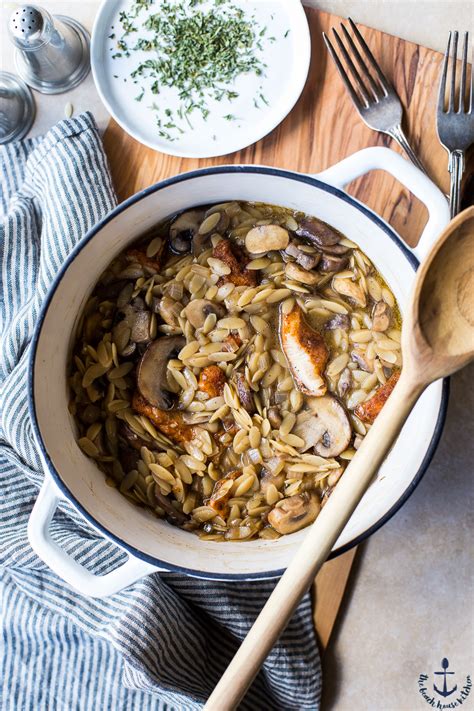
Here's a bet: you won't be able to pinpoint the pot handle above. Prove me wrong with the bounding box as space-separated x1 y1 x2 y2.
315 147 450 261
28 476 159 598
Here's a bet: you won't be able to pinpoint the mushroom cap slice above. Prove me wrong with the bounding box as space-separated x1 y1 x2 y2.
169 209 205 255
285 242 320 270
268 493 320 535
296 218 341 247
293 395 352 457
285 261 319 285
156 296 181 326
232 372 255 413
319 253 350 273
279 304 329 396
332 276 367 307
183 299 225 330
137 336 185 410
245 224 289 254
372 300 392 332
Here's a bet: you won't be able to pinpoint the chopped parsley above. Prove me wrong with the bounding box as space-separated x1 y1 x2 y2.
111 0 269 140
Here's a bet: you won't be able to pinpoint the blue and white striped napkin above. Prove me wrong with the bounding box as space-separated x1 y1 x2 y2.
0 112 321 710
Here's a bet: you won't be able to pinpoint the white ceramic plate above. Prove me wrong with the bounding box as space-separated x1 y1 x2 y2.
91 0 310 157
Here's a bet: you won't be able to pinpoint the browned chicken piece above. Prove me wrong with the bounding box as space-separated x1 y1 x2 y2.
208 470 241 516
198 365 226 398
132 392 193 445
279 304 329 396
354 371 400 424
212 239 257 287
125 248 161 273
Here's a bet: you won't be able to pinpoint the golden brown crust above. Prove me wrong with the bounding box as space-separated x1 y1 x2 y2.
280 305 329 396
132 392 193 445
213 239 257 287
198 365 226 398
354 371 400 424
209 470 241 516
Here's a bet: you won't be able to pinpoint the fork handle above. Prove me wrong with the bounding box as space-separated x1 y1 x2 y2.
387 124 427 174
448 150 464 218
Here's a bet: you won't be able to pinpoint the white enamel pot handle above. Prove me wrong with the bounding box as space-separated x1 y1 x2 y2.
28 474 159 598
315 146 450 261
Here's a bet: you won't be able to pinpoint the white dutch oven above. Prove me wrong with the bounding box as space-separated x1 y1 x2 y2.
28 147 450 598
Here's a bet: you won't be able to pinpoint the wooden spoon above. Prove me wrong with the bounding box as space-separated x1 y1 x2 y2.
204 207 474 711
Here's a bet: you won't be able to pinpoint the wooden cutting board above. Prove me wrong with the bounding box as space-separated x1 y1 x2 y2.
103 8 456 651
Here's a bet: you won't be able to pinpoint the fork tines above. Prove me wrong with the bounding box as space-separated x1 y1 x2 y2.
323 17 392 109
438 30 473 114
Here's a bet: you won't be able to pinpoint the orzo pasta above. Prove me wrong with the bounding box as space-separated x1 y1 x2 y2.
69 201 402 540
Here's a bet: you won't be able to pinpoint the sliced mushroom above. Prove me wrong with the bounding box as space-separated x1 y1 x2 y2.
293 395 352 457
285 262 319 285
131 312 152 342
351 350 374 372
169 209 205 255
267 406 282 429
325 313 350 331
285 242 320 270
296 217 341 247
115 304 152 344
268 493 320 534
183 299 225 330
233 372 255 413
121 341 137 357
245 224 289 254
156 296 181 327
279 304 329 396
319 253 349 273
337 367 352 398
198 210 229 236
319 242 350 255
372 301 392 332
137 336 185 409
332 276 367 307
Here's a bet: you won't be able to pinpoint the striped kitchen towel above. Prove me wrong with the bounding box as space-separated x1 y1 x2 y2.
0 112 321 710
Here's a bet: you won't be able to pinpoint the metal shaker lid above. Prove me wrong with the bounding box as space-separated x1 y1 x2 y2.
8 5 54 51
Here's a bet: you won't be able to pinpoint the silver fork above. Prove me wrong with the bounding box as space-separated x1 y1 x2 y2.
323 17 427 174
437 31 474 217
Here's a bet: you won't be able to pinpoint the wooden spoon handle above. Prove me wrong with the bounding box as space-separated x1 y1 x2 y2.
204 373 424 711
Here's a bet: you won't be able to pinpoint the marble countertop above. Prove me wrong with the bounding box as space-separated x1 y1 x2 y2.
2 1 473 709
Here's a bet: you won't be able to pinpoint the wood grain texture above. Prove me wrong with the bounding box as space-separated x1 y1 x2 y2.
102 8 467 647
312 547 357 650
